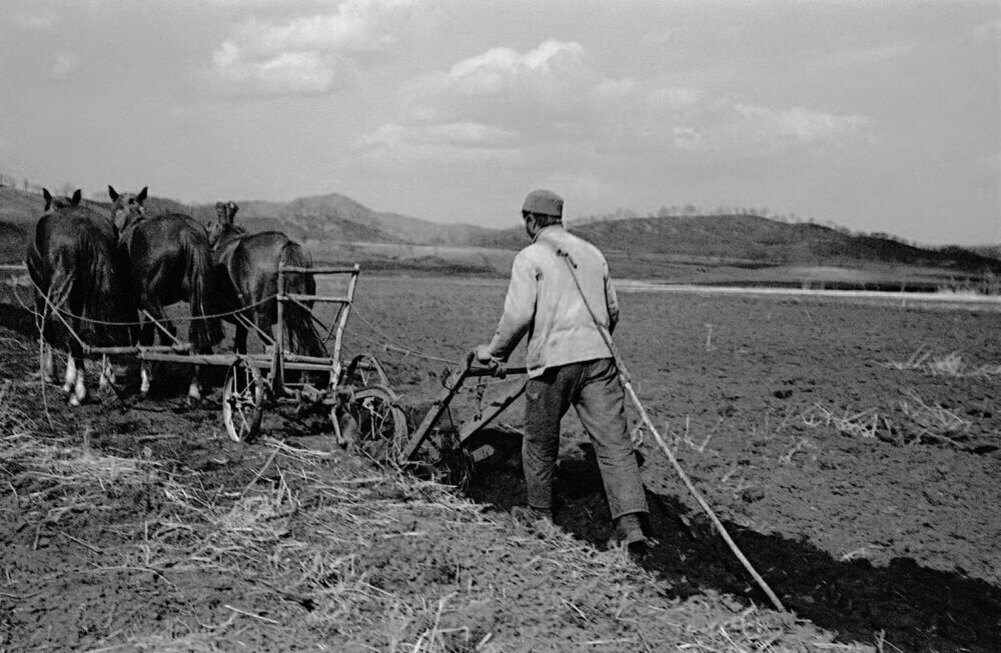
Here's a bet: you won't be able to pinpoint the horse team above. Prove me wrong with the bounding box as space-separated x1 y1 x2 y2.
25 186 319 405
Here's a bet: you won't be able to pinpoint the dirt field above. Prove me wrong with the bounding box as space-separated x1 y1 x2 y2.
1 272 1000 651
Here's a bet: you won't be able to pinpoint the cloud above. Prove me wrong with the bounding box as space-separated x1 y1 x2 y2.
394 40 612 143
209 0 420 96
51 52 81 79
674 103 869 154
362 39 869 163
12 10 57 30
212 45 334 94
441 40 586 94
357 120 521 164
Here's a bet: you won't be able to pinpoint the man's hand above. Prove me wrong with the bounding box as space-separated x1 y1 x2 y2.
472 344 497 365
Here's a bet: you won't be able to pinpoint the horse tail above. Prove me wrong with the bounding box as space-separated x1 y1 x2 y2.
46 247 77 324
39 234 88 351
83 227 134 347
278 241 325 358
185 231 214 354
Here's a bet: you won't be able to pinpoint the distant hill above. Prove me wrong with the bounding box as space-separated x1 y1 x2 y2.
184 193 498 246
1 186 998 283
969 244 1001 261
571 215 1001 272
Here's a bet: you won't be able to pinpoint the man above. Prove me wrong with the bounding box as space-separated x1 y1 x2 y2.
474 189 650 550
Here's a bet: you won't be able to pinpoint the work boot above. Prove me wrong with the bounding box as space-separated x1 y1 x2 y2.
610 512 649 552
511 505 553 526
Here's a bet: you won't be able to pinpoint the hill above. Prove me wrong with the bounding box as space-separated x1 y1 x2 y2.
1 186 998 285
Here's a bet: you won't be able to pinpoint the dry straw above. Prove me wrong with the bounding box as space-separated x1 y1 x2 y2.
883 345 1001 378
0 352 874 651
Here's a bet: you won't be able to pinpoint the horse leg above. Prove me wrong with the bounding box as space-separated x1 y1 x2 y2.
138 310 158 397
41 340 54 384
187 372 203 403
69 349 87 406
98 354 115 390
188 343 203 404
234 317 248 355
257 310 275 354
35 297 56 383
62 350 77 394
65 322 87 407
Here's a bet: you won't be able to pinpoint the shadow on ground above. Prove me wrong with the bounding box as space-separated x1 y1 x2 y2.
464 439 1001 653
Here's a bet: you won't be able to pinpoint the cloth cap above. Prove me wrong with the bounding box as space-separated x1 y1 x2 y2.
522 189 563 218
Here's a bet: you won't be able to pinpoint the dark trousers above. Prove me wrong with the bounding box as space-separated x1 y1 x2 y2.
523 358 648 520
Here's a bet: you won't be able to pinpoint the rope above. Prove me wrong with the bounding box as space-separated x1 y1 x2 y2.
17 265 457 368
22 274 279 327
351 308 462 366
549 244 786 613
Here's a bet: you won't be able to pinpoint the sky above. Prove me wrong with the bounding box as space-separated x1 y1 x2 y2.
0 0 998 246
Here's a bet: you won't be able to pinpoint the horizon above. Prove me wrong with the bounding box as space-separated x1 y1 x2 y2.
1 1 998 246
0 182 995 252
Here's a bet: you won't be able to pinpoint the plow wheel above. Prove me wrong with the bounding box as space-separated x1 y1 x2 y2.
340 384 407 462
222 360 266 442
342 353 390 387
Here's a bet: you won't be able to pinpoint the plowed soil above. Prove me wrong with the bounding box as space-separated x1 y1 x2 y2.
1 272 999 652
343 276 1001 652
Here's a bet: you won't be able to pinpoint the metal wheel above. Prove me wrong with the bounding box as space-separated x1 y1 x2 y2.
342 384 407 462
222 360 266 442
342 353 390 388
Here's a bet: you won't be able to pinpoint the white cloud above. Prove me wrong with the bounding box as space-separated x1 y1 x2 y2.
212 46 335 94
51 52 80 79
397 39 603 141
735 103 868 145
675 103 869 154
357 120 520 164
371 39 869 163
435 40 586 97
13 11 57 30
209 0 421 96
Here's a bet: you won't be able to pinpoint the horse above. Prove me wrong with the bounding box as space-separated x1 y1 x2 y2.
208 201 324 359
108 186 220 402
26 189 134 405
43 187 82 211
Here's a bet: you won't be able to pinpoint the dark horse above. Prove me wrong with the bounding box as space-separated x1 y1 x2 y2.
109 186 220 401
208 201 324 359
26 189 134 405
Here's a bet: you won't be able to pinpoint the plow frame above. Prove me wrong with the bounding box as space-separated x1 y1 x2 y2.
399 357 528 465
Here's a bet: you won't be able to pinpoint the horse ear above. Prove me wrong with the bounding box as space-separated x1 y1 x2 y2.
108 186 118 202
137 187 148 203
43 188 53 210
71 189 82 206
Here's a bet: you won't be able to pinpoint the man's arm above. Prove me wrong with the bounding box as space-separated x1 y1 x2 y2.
604 265 620 334
483 252 537 360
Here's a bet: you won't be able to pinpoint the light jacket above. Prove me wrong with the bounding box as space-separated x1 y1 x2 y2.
487 225 619 377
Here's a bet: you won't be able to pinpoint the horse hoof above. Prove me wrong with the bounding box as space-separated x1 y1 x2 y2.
68 395 81 407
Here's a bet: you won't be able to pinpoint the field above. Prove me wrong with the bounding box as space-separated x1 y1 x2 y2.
1 272 1000 651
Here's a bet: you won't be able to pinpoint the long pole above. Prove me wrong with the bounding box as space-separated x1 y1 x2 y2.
552 246 786 613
